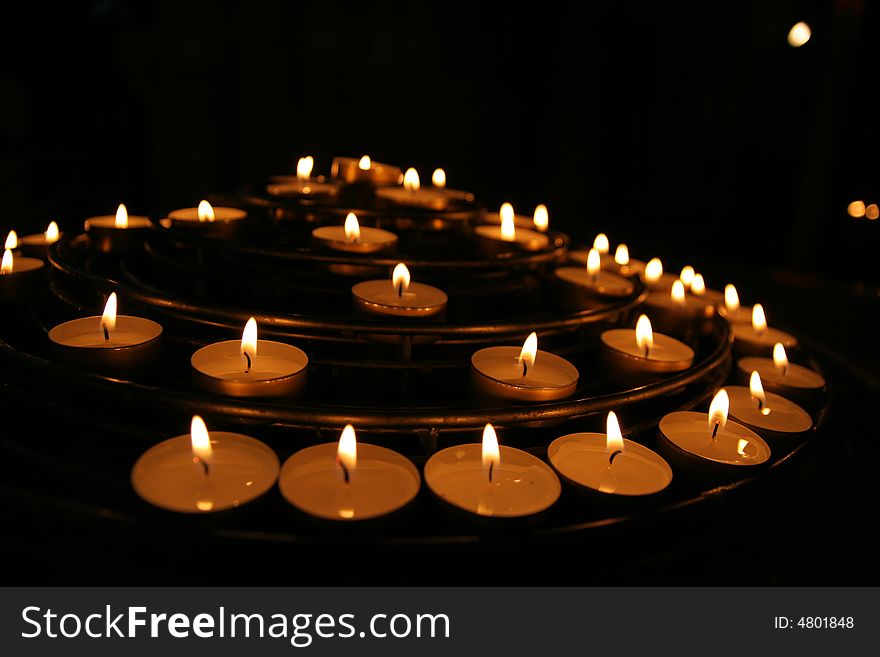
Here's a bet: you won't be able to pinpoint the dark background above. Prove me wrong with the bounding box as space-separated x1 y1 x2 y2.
1 0 878 279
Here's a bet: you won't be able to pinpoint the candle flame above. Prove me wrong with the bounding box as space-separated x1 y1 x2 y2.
737 439 749 457
520 331 538 374
197 200 215 223
241 317 258 370
671 280 686 305
867 204 879 220
635 314 653 356
392 262 411 295
337 424 357 478
403 167 420 192
787 21 811 47
4 230 17 250
115 204 128 229
708 389 729 435
606 411 625 454
614 244 629 266
847 201 866 218
644 257 663 283
593 233 609 254
190 415 213 466
750 370 771 414
773 343 789 376
586 248 601 277
344 212 360 243
297 155 314 181
482 423 500 480
432 168 446 188
533 204 549 231
752 303 767 333
500 203 516 241
45 221 60 242
690 273 706 296
724 284 740 313
101 293 117 332
1 249 12 275
358 155 371 170
680 265 695 288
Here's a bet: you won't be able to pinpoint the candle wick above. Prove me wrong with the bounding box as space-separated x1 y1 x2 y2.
756 397 763 411
244 351 252 374
608 449 623 467
521 359 528 378
340 461 351 485
397 282 404 297
488 460 495 483
711 420 720 440
644 345 650 358
196 458 210 478
101 322 110 343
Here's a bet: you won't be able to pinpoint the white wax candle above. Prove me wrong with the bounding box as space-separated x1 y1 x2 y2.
554 266 635 298
473 224 550 251
726 386 813 435
424 443 561 518
131 431 279 513
569 249 646 278
167 206 247 224
312 225 398 254
84 215 151 230
351 279 448 318
600 328 694 368
49 315 162 349
375 185 474 210
278 443 420 521
659 411 771 466
732 324 797 353
470 346 579 402
191 339 308 397
737 357 825 394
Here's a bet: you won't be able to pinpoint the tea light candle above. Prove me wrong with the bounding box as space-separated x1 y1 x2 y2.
726 372 812 439
352 263 448 319
474 203 550 253
165 200 247 236
131 416 279 514
600 315 694 385
375 167 474 210
331 155 403 186
266 155 340 197
737 343 825 404
482 203 548 230
657 389 771 480
278 425 421 522
424 424 561 519
643 279 715 338
641 257 678 291
717 284 753 324
17 221 61 258
191 317 308 398
554 247 635 309
48 293 163 372
312 212 397 254
470 332 579 402
732 304 797 356
570 244 644 277
0 248 44 304
84 204 152 252
532 204 549 232
548 411 673 497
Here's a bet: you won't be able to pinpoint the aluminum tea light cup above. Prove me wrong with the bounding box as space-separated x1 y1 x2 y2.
732 304 797 356
736 343 825 406
554 247 635 310
0 248 44 305
599 315 694 386
725 372 813 443
84 203 152 253
165 200 247 238
16 221 61 259
331 155 402 186
375 167 474 211
473 203 550 254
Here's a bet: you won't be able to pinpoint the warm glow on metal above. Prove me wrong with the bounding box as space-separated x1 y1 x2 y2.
297 155 314 181
403 167 420 192
787 22 811 47
1 249 12 275
690 273 706 296
606 411 625 454
867 204 880 220
614 244 630 266
4 230 17 250
45 221 60 242
358 155 371 170
671 280 686 306
708 389 729 435
635 314 653 356
197 200 215 223
773 343 789 376
432 168 446 187
500 203 516 241
848 200 866 218
344 212 360 243
533 204 549 232
102 293 118 332
241 317 258 369
190 415 213 466
752 303 767 333
115 204 128 229
392 263 411 295
337 424 358 476
520 332 538 374
482 423 500 479
644 258 663 283
593 233 609 254
749 371 770 415
680 265 695 288
586 248 601 277
724 284 740 313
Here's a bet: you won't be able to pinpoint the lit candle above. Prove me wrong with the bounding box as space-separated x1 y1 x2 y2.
191 317 308 398
717 283 752 323
131 416 279 514
331 155 403 186
165 200 247 237
432 168 446 187
351 263 448 319
725 372 813 441
375 167 475 210
599 314 695 385
737 343 825 405
266 155 342 199
679 266 695 289
553 247 635 309
470 332 579 402
593 233 610 255
533 204 549 232
4 230 16 251
424 423 561 520
642 279 715 338
278 425 421 522
548 411 673 499
473 203 550 253
641 257 678 291
84 203 152 252
17 221 62 258
732 303 797 356
312 212 398 254
48 293 163 373
0 248 44 304
657 389 771 482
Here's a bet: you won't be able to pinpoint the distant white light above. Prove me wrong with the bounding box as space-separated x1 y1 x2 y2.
787 22 811 48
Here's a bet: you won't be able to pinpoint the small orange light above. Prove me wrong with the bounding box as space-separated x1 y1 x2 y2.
848 200 866 218
866 204 879 221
